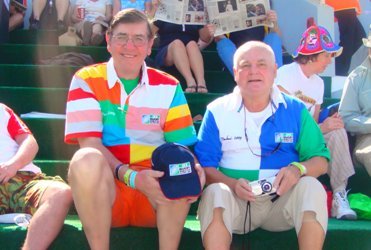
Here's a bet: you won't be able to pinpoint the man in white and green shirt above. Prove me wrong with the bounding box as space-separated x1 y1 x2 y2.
195 41 330 250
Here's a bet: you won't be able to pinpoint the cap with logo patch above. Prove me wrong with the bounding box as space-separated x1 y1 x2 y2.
151 142 202 199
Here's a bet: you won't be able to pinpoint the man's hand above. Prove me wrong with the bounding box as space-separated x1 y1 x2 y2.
234 178 256 202
320 112 344 133
0 162 18 184
135 169 172 205
274 165 301 196
182 163 206 204
266 10 278 23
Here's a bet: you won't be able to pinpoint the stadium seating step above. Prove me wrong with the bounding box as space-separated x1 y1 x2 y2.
1 215 370 250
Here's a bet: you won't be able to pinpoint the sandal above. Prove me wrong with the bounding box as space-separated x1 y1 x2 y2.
184 85 197 93
197 85 208 93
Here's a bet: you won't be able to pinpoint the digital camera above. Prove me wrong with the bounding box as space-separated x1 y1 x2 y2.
250 176 276 196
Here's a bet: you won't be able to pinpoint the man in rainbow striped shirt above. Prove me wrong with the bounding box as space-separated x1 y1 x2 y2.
64 9 203 250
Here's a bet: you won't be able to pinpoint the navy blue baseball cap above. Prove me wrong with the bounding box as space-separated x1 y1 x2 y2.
151 143 202 200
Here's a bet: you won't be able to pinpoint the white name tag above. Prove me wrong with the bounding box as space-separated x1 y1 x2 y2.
142 114 160 125
169 162 192 176
275 132 294 143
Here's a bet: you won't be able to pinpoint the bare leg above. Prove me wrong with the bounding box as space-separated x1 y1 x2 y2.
22 182 72 250
55 0 69 21
165 39 197 91
68 147 116 250
186 41 207 92
203 208 231 250
298 211 325 250
9 12 24 31
156 199 190 250
32 0 47 20
91 23 104 45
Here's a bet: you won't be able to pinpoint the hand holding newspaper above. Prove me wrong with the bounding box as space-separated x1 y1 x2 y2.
154 0 273 36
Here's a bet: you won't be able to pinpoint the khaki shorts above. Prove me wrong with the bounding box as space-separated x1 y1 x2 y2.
0 171 65 215
198 176 328 238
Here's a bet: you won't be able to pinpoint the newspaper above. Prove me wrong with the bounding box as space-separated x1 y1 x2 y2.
155 0 207 25
154 0 272 36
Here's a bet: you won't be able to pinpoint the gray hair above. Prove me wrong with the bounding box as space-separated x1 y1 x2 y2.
233 41 275 68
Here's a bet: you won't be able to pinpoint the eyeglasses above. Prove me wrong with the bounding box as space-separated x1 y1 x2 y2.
243 100 281 157
111 34 148 47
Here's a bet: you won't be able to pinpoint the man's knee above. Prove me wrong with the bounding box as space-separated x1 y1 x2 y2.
40 182 72 209
297 176 326 196
68 147 109 182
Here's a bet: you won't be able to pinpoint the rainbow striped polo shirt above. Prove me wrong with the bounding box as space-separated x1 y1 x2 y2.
65 59 197 167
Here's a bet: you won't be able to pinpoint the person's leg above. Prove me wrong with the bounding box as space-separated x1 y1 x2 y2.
261 177 327 250
32 0 47 21
324 129 356 219
298 211 325 250
215 36 236 75
324 129 355 191
198 183 243 250
9 11 24 31
55 0 69 21
165 39 197 92
22 181 72 250
0 0 9 43
91 23 104 45
263 32 283 68
354 134 371 176
203 208 231 250
186 41 207 93
156 199 190 250
334 9 366 76
68 147 116 250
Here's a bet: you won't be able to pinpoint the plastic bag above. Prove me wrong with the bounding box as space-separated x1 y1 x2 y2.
348 193 371 220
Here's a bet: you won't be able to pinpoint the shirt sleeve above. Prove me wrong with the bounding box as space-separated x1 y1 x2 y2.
64 72 103 144
194 109 222 167
2 104 31 139
163 84 197 146
339 66 371 134
295 108 331 162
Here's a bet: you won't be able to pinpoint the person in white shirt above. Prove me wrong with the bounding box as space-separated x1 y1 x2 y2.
275 25 357 220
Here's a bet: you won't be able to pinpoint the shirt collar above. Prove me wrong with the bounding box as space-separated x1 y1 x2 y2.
233 84 287 112
107 58 149 89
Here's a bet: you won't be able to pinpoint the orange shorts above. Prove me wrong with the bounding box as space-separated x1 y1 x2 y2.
111 179 156 228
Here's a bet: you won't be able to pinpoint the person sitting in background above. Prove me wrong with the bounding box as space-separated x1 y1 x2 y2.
64 9 204 249
30 0 69 32
71 0 112 46
325 0 366 76
215 9 282 75
275 25 357 220
195 41 329 250
152 20 214 93
339 25 371 177
0 103 72 249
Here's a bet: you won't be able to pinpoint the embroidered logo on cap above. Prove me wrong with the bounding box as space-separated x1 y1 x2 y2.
169 162 192 176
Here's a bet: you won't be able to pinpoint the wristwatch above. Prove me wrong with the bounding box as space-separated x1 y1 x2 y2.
289 162 307 176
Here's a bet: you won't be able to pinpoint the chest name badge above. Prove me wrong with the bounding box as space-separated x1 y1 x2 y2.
275 133 294 143
142 114 160 125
